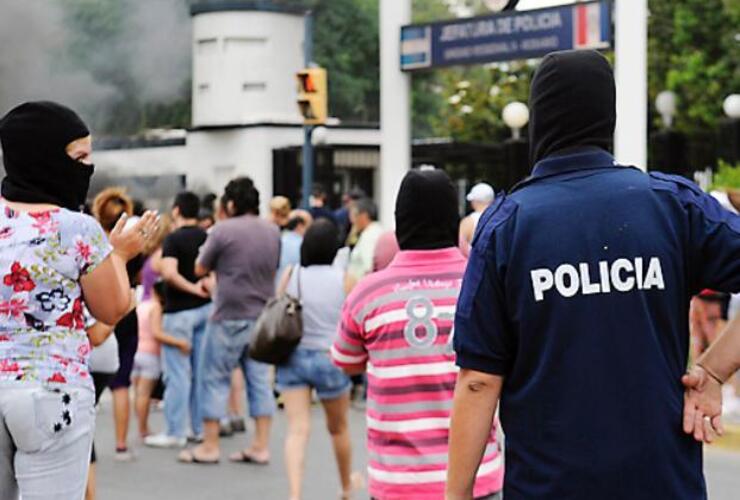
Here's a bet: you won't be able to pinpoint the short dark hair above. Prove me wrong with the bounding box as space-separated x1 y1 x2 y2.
348 188 366 201
201 192 217 208
285 214 307 231
173 191 201 219
301 219 340 267
222 177 260 216
353 197 377 221
311 183 327 200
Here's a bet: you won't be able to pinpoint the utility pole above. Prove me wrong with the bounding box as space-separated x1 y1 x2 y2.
614 0 647 170
302 11 315 209
379 0 411 228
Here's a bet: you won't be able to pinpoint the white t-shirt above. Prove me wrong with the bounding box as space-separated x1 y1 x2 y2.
287 265 346 351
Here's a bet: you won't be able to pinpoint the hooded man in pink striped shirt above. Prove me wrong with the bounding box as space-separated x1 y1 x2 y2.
332 168 503 500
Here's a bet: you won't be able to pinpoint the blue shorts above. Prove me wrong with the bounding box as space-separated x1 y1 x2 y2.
198 319 276 420
276 348 351 401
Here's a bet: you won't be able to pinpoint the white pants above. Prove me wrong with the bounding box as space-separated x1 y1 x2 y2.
0 385 95 500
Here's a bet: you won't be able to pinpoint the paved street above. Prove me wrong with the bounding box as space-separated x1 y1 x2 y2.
94 394 740 499
95 394 369 500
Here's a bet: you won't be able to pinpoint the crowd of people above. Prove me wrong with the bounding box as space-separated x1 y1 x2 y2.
0 49 738 500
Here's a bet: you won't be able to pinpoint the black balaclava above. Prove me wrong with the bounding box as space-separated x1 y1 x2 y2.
528 50 616 166
395 168 459 251
0 101 93 211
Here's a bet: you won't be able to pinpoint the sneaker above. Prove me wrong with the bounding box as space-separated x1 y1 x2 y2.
114 447 136 462
230 418 247 434
144 434 187 449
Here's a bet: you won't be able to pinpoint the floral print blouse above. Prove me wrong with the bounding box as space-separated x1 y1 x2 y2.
0 201 111 391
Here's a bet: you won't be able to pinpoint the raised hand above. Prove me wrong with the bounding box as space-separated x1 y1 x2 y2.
110 211 159 261
682 365 724 444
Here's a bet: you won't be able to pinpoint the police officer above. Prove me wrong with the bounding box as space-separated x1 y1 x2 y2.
446 50 740 500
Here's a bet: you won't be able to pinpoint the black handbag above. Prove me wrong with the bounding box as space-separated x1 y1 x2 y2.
248 266 303 365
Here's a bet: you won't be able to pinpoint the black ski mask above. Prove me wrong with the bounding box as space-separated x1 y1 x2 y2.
395 169 459 251
0 101 94 211
528 50 616 166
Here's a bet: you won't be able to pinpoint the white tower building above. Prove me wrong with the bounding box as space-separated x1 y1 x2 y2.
191 1 305 126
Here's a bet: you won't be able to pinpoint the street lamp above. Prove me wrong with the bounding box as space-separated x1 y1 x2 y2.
502 101 529 140
724 94 740 119
655 90 677 129
311 126 328 146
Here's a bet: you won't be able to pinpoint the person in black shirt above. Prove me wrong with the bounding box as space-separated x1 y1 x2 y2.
145 192 211 449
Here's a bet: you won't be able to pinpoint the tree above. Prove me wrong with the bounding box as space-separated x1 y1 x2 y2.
648 0 739 133
312 0 380 122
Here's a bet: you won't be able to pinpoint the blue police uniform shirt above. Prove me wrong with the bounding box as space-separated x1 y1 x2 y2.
455 149 740 500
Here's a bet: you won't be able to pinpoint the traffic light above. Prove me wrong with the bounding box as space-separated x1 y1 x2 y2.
296 68 327 125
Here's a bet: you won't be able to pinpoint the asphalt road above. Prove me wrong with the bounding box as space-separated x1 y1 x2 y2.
93 394 740 500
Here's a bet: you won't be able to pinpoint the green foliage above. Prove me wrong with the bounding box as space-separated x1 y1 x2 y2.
710 161 740 190
312 0 380 122
427 62 533 142
648 0 739 133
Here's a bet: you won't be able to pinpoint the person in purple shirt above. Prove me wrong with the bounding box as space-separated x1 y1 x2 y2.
179 177 281 465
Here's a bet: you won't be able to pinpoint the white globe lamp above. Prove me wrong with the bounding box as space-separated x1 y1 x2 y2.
724 94 740 120
655 90 677 129
311 126 328 146
502 101 529 140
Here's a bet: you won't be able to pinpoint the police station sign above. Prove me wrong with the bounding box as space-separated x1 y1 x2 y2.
400 0 612 71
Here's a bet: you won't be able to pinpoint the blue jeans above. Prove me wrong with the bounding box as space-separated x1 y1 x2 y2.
198 319 276 421
276 348 351 401
161 304 210 438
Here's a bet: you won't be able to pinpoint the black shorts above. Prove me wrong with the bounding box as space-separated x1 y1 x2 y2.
109 309 139 390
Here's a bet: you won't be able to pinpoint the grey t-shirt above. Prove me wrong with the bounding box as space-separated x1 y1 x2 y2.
197 215 280 321
286 265 345 351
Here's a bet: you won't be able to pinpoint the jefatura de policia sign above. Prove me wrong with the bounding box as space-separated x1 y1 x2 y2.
400 0 612 71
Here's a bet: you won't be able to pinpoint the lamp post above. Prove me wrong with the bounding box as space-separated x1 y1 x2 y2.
719 94 740 164
655 91 677 129
649 90 687 176
724 94 740 120
502 101 529 140
502 101 530 189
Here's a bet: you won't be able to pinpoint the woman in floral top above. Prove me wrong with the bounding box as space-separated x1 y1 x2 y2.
0 101 157 500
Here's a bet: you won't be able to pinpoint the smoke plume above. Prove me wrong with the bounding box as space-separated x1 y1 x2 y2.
0 0 192 133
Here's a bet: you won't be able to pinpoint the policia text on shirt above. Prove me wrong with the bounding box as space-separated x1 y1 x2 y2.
531 257 665 301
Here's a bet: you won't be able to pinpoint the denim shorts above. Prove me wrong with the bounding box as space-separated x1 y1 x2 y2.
276 348 351 401
131 352 161 380
199 319 276 420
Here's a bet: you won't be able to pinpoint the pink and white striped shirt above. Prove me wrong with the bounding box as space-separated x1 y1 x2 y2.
332 248 503 499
